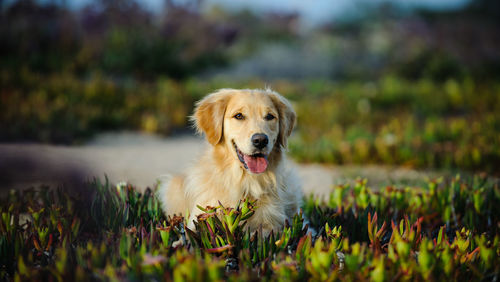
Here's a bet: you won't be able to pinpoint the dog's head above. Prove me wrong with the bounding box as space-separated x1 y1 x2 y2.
193 88 296 174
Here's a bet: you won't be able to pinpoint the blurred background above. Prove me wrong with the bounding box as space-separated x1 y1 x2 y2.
0 0 499 191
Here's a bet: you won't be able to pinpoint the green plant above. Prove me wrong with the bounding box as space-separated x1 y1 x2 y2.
1 175 499 280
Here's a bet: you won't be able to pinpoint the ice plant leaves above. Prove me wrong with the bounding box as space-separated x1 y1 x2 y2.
1 176 499 281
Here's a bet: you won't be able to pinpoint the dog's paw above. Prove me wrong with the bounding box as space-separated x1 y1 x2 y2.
308 227 318 238
172 238 184 248
302 217 317 237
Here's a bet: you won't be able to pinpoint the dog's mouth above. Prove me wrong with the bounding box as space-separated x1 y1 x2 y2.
232 141 268 174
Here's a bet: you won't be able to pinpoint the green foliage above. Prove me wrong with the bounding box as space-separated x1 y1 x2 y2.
288 77 500 173
2 72 499 174
0 1 234 78
1 175 499 280
0 71 202 142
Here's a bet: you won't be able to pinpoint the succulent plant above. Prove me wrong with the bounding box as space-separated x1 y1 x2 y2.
1 175 499 281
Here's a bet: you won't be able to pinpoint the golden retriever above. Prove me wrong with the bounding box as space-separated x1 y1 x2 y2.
157 88 302 233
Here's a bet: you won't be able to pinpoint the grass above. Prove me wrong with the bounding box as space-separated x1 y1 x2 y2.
1 175 499 281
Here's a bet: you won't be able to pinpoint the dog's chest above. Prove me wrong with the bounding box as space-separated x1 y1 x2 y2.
237 174 277 201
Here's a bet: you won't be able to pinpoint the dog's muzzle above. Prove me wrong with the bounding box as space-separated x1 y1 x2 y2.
233 141 268 174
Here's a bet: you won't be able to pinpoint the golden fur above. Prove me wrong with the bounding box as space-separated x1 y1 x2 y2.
157 88 302 233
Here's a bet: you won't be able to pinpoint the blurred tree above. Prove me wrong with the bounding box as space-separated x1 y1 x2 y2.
0 0 80 72
0 0 238 79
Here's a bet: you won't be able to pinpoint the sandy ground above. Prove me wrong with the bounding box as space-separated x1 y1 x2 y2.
0 132 442 197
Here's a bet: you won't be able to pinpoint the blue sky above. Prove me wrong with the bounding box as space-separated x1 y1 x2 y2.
205 0 470 25
27 0 471 26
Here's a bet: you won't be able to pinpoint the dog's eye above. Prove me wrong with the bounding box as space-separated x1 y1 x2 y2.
265 113 275 121
234 113 244 120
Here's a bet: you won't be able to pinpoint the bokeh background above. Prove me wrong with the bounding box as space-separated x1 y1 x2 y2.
1 0 499 189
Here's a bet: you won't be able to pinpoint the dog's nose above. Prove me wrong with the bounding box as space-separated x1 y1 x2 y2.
251 133 268 149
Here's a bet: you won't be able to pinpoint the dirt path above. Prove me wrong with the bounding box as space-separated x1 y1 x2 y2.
0 132 442 197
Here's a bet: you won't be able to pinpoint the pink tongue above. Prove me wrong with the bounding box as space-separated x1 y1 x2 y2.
243 155 268 174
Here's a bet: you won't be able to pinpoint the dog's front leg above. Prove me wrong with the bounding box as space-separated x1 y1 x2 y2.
172 203 215 247
186 208 205 231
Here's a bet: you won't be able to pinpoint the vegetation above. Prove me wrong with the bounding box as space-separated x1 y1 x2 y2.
2 1 499 173
288 77 500 173
1 175 499 280
2 0 499 280
2 71 499 173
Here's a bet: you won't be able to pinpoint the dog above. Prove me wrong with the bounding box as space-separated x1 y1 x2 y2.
157 88 302 234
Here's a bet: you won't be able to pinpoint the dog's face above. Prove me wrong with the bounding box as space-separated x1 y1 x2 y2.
224 92 279 174
193 89 296 174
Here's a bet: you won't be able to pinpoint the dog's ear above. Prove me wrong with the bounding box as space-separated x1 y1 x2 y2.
192 89 232 146
269 91 296 149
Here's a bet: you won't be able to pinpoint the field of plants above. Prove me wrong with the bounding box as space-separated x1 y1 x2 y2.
2 71 499 173
1 0 500 280
2 0 500 175
1 175 499 280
